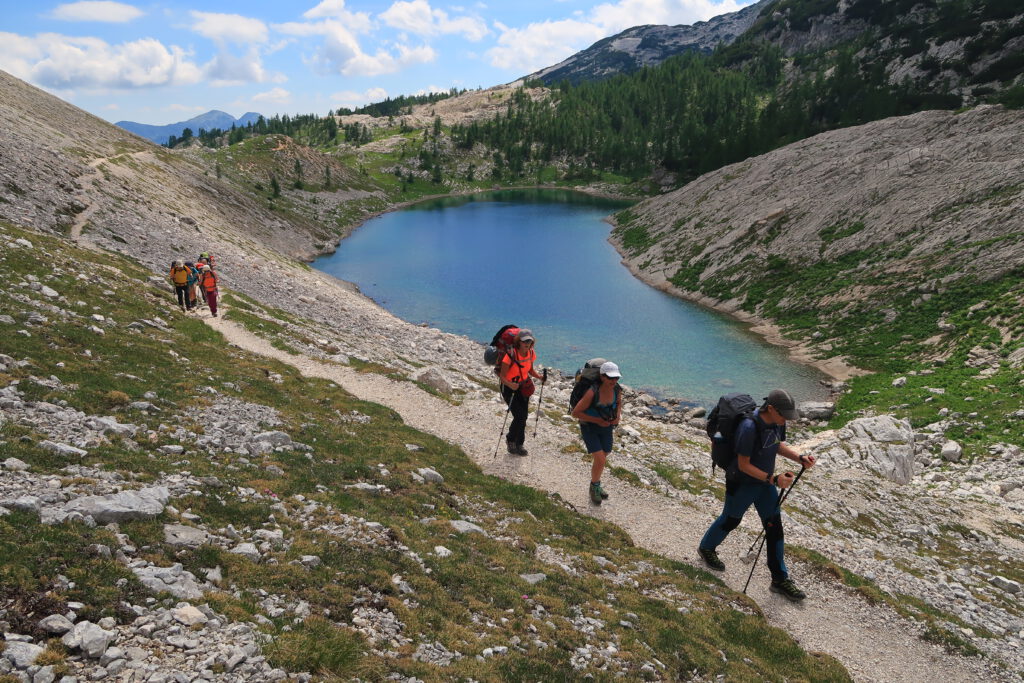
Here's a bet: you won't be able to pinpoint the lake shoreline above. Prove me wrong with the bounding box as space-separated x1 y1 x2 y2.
307 187 843 401
605 218 868 384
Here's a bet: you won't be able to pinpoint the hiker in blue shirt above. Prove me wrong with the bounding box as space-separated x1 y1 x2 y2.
697 389 816 601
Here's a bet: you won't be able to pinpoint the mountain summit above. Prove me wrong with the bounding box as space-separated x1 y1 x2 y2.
529 0 772 85
116 110 263 145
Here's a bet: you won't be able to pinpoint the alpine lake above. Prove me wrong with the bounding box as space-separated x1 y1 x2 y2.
314 189 829 407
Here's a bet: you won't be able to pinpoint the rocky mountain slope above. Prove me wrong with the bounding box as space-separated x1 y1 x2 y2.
528 0 772 85
2 68 1024 681
0 70 381 265
611 104 1024 352
527 0 1024 105
745 0 1024 102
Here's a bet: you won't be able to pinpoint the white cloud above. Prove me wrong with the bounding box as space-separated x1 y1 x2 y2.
487 18 605 72
167 103 206 113
0 32 201 89
202 49 279 86
252 87 292 104
190 11 268 45
302 0 373 32
589 0 746 33
380 0 489 41
330 86 388 109
487 0 749 73
276 17 435 77
51 1 143 23
342 43 436 77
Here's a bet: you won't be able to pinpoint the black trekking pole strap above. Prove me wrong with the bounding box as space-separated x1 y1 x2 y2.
532 369 548 437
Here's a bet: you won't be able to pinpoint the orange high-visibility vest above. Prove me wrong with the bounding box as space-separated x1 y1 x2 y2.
200 271 218 293
501 348 535 383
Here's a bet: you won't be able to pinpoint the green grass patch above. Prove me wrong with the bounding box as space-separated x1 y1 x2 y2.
0 220 851 680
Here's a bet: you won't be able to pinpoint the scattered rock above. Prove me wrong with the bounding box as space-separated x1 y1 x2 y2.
417 468 444 483
450 520 486 535
163 524 210 548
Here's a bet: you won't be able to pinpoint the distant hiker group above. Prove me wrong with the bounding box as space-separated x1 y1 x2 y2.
169 253 219 317
485 324 815 602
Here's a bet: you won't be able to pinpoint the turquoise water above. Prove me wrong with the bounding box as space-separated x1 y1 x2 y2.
314 189 827 406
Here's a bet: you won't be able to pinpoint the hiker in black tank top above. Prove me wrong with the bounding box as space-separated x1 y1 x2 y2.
571 361 622 505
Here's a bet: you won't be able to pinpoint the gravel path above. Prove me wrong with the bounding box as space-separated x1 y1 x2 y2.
206 310 1003 683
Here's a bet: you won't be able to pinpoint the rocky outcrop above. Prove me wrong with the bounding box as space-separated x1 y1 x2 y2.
808 415 917 484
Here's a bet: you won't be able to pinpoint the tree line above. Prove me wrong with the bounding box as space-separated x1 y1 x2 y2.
451 39 966 184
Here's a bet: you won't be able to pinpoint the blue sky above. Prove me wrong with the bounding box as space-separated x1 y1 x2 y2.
0 0 755 125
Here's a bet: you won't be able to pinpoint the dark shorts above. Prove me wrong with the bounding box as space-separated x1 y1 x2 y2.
580 422 614 454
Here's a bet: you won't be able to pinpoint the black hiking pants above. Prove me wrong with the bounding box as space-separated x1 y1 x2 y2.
175 285 191 309
501 385 528 446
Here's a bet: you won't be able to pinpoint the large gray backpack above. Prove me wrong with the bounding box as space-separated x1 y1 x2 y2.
568 358 607 412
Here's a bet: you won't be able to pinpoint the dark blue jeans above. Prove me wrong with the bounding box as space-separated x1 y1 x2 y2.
699 479 788 582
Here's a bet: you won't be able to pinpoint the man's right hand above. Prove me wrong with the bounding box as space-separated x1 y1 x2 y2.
507 381 520 391
776 471 795 488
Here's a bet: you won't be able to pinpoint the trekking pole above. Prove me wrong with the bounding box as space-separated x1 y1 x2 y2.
532 368 548 438
492 387 518 459
742 465 806 595
741 464 807 560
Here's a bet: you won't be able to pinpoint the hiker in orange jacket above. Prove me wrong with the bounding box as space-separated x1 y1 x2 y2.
198 264 219 317
498 328 545 455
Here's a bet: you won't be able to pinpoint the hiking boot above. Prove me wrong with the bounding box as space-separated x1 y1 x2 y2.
507 440 517 455
514 444 528 456
770 578 807 601
697 547 725 571
589 482 607 504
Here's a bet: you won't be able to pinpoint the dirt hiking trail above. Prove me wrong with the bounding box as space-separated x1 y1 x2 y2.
205 309 999 683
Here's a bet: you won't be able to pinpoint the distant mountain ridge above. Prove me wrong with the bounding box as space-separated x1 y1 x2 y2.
529 0 772 84
116 110 263 145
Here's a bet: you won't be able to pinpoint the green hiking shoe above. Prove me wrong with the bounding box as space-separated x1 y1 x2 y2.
770 578 807 601
589 482 607 504
697 547 725 571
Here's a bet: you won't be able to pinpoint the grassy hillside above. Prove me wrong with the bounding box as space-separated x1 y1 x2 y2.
0 221 848 680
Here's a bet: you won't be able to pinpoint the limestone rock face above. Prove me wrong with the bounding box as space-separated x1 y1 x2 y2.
411 367 453 394
163 524 210 547
2 641 44 668
64 486 170 523
62 621 115 658
809 415 916 484
798 402 835 420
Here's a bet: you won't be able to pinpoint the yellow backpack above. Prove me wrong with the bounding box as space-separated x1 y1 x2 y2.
171 266 189 285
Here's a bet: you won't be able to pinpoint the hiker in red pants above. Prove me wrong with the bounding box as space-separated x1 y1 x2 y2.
199 264 219 317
